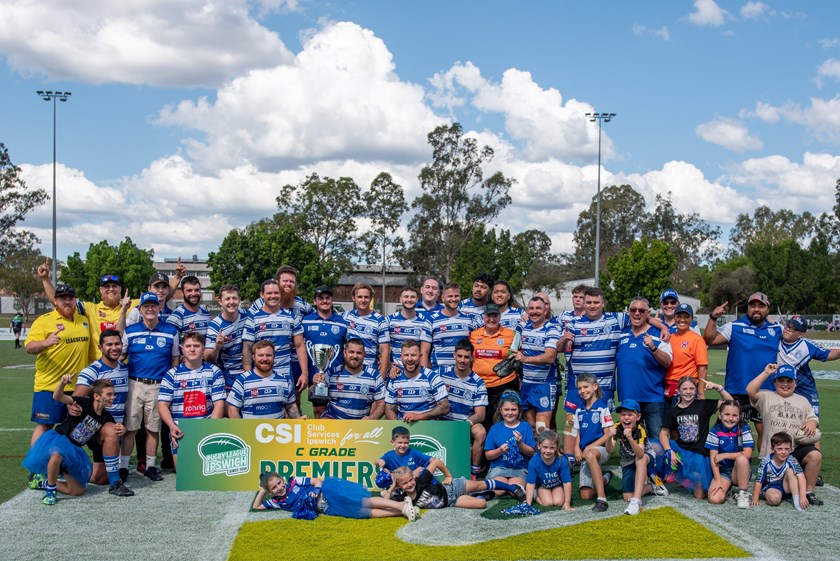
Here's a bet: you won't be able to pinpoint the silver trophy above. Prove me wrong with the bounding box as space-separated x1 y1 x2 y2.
308 342 338 405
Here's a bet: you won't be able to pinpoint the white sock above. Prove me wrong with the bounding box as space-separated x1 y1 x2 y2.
146 455 157 468
597 496 606 502
119 456 130 470
793 495 804 512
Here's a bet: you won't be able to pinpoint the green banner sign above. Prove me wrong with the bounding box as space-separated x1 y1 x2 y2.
175 419 470 491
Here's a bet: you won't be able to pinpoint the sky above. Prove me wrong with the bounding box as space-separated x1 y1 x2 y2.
1 0 839 265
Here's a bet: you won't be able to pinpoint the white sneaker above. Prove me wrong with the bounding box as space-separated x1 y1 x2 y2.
737 490 750 510
649 474 669 497
402 497 417 521
623 498 642 516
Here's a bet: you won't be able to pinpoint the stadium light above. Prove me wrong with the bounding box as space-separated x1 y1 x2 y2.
585 112 616 288
36 90 72 281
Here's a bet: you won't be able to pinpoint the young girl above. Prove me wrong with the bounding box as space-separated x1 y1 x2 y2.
659 377 732 499
572 374 614 512
705 400 754 508
525 429 573 510
484 391 535 492
252 472 419 521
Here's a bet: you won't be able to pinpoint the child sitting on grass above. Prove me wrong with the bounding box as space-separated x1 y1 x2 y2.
253 471 419 521
524 429 573 510
573 374 614 512
752 431 808 511
484 390 535 493
387 465 524 509
605 399 658 516
705 400 754 509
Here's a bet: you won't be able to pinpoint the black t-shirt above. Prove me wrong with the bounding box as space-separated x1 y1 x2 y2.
391 470 448 508
662 399 718 456
54 396 114 447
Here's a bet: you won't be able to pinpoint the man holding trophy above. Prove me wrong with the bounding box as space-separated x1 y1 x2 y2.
302 286 347 418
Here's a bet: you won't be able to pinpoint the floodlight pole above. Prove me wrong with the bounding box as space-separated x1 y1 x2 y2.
36 90 72 281
585 112 616 288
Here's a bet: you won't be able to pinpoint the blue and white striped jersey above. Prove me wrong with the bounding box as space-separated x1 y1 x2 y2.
166 304 212 341
158 362 225 420
756 454 803 491
573 398 614 449
429 311 479 368
458 297 486 317
323 366 385 419
205 311 248 388
243 308 303 373
226 369 296 419
705 422 754 469
566 312 630 392
76 359 129 423
438 366 488 421
385 367 448 419
777 338 831 406
387 311 432 365
343 309 390 369
517 320 561 384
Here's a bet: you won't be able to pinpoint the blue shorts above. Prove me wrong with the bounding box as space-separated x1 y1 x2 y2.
761 480 792 500
31 391 69 425
520 382 555 413
621 452 656 493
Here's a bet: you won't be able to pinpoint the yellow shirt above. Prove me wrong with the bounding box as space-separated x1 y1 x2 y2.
79 299 138 358
25 310 93 391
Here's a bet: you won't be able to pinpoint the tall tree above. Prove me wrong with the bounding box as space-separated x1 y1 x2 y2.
401 123 514 281
600 236 675 309
728 205 814 255
0 143 48 260
571 184 646 276
359 172 407 305
208 220 340 302
642 192 721 294
702 257 755 312
274 173 365 270
59 237 156 300
0 241 45 321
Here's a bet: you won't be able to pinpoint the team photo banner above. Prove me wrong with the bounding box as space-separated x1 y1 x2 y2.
175 419 470 491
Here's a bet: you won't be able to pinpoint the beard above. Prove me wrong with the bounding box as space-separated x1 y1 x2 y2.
280 285 298 309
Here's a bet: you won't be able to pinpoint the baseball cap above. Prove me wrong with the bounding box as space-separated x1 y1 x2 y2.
139 292 160 306
483 303 501 315
675 303 694 317
660 288 679 302
616 399 641 413
786 315 808 332
774 365 796 381
148 272 169 286
99 274 121 286
747 292 770 306
54 284 76 297
314 285 333 297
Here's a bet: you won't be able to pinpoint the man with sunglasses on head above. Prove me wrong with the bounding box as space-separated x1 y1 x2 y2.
657 289 700 335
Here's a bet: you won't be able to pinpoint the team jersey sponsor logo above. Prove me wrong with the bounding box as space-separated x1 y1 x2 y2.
198 433 250 477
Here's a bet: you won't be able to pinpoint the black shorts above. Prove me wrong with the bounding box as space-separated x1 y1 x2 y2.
730 394 762 424
792 444 819 466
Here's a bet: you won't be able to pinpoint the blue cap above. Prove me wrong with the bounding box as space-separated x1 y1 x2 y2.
675 303 694 317
786 315 808 333
616 398 641 413
774 365 796 381
660 289 679 302
139 292 160 306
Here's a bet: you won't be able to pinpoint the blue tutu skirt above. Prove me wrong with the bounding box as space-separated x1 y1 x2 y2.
22 431 91 488
321 478 372 519
665 440 711 492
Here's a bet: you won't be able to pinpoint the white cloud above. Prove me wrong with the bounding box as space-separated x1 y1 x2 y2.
740 2 775 20
746 96 840 143
819 38 840 48
429 62 611 162
817 58 840 80
695 117 764 152
0 0 292 87
157 22 443 172
632 24 671 41
688 0 729 27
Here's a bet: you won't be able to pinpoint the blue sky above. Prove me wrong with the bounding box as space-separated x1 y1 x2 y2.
1 0 838 263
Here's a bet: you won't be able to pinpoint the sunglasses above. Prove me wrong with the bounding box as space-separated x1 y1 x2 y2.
628 307 649 314
100 275 120 284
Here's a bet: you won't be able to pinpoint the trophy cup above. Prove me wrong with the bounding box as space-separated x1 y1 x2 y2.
308 342 338 405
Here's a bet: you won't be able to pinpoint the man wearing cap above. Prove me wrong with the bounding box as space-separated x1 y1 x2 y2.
301 286 348 417
121 292 180 482
10 312 25 348
778 315 840 418
747 363 823 505
469 302 517 431
388 287 432 366
25 283 93 445
167 275 211 343
664 303 708 400
514 296 561 435
704 292 782 442
658 289 700 335
615 297 672 440
123 271 180 328
459 273 494 317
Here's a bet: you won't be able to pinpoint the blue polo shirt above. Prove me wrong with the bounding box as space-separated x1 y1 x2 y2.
616 325 672 402
124 320 179 381
717 316 782 394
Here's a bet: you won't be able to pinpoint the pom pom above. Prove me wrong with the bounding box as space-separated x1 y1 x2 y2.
291 494 319 520
504 435 522 466
502 503 541 516
375 470 393 489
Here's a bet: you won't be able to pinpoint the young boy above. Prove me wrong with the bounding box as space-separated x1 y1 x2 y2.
376 426 445 476
158 332 226 471
752 431 808 511
605 399 657 516
23 376 134 504
387 465 525 509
